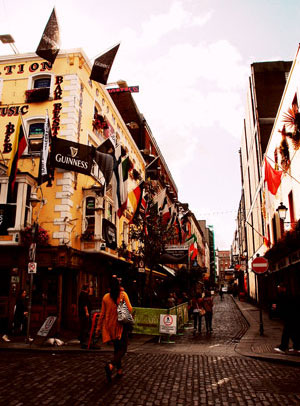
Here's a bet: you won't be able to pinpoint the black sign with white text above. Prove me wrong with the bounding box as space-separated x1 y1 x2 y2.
51 138 93 175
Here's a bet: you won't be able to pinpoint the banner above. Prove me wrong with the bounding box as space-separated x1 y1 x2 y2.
102 218 117 249
90 44 120 85
51 138 93 175
36 8 60 64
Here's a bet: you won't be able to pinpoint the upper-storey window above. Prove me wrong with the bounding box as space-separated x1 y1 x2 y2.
25 74 53 103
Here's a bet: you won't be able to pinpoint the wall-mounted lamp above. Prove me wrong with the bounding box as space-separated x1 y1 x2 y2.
276 202 288 221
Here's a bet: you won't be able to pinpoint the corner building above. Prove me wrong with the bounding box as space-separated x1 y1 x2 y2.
0 49 145 331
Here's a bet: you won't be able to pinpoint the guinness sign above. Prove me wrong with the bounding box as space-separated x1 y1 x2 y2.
51 138 93 175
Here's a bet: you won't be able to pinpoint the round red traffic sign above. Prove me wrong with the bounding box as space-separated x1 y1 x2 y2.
252 256 268 274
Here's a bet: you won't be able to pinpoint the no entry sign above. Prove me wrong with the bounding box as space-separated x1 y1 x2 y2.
252 256 268 274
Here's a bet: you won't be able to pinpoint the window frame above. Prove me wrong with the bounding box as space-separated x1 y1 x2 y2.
24 116 46 155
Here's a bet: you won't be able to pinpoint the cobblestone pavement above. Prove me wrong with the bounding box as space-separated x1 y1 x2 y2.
1 351 300 406
1 295 299 406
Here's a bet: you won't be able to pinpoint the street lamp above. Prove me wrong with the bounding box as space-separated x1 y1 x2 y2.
276 202 288 221
26 190 45 343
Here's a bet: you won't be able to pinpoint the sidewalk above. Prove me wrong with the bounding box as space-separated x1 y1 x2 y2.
1 297 300 366
233 296 300 365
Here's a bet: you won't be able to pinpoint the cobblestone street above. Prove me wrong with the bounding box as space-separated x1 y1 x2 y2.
1 295 299 406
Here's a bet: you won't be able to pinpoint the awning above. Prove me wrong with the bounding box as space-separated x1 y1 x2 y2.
158 264 176 277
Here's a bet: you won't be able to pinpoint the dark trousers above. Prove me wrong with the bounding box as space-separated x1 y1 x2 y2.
79 316 90 345
205 311 213 332
280 319 299 350
193 312 203 332
112 327 129 369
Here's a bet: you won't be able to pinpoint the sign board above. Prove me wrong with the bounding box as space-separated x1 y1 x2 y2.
252 256 268 274
37 316 57 337
159 314 177 335
28 262 37 274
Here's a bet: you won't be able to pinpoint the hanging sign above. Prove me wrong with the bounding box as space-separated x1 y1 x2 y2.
51 138 93 175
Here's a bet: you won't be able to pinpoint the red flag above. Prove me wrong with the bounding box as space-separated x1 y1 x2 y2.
264 158 282 195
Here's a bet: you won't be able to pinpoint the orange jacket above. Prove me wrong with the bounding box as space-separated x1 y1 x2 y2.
97 291 132 343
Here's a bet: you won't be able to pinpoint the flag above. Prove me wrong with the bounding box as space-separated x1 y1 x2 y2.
264 157 283 195
90 44 120 85
153 188 166 214
7 116 27 201
97 135 116 155
94 150 114 185
112 146 129 218
129 181 145 223
36 8 60 64
38 111 52 186
186 234 198 260
118 155 130 217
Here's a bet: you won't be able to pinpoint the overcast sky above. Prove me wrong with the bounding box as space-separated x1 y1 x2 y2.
1 0 299 249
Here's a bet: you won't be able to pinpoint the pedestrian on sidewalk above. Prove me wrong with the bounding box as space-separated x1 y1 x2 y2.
274 283 300 354
96 277 133 382
203 290 214 333
78 284 91 349
13 289 28 336
219 287 224 301
191 293 205 334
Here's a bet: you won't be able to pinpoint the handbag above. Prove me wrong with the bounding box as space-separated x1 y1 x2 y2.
117 299 134 327
199 308 206 316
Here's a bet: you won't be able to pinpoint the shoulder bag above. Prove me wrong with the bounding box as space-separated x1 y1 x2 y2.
117 296 134 327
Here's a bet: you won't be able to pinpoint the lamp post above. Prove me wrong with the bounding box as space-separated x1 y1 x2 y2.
26 190 45 343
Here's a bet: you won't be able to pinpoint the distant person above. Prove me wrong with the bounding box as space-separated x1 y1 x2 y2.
219 287 224 301
78 284 91 349
191 294 205 334
13 289 28 336
203 290 214 333
96 277 133 381
274 283 300 354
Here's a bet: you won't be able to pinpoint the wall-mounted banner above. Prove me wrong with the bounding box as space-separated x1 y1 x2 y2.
102 218 117 250
51 138 93 175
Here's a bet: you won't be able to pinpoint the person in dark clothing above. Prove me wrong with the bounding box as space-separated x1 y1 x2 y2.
203 290 214 333
78 284 92 349
13 290 28 335
274 283 300 353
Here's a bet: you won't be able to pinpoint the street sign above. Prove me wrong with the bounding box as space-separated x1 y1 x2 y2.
159 314 177 335
252 256 268 274
28 262 37 274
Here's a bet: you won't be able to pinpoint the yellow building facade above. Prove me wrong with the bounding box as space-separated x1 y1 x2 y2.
0 49 145 330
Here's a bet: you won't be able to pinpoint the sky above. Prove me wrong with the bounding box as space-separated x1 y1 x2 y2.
1 0 300 249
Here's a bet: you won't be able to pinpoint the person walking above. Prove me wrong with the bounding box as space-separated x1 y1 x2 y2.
191 293 205 334
274 283 300 353
219 287 224 301
13 289 28 336
203 290 214 333
78 284 91 349
96 277 133 381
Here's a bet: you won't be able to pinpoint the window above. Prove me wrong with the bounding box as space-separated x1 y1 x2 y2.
24 185 32 227
26 74 52 103
83 197 95 240
34 77 51 89
28 122 44 153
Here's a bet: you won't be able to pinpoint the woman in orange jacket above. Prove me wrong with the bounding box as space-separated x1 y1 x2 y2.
97 277 133 381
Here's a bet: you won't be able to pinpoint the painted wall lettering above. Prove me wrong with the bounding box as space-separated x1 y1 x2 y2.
1 62 53 75
54 76 63 100
52 103 62 137
3 122 15 153
0 105 29 117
